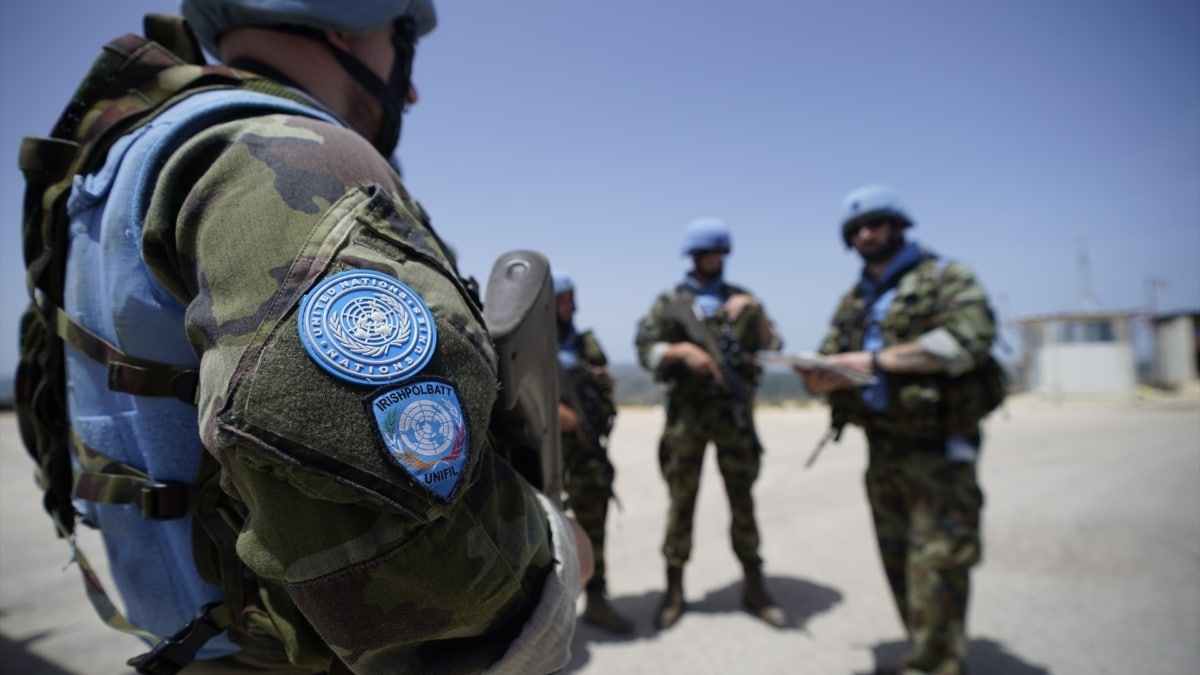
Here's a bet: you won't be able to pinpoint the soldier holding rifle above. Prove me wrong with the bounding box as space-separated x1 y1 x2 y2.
634 217 787 631
554 273 634 634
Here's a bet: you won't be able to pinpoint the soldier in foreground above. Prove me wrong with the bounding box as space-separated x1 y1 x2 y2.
554 273 634 634
634 218 787 631
15 2 587 673
796 186 1004 675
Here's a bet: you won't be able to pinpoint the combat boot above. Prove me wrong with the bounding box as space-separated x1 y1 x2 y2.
742 565 787 628
655 566 686 630
582 588 634 634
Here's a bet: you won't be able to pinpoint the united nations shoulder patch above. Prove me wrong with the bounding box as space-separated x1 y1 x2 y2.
299 269 437 386
367 379 469 501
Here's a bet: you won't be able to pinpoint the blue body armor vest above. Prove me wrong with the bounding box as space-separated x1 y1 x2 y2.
62 89 337 658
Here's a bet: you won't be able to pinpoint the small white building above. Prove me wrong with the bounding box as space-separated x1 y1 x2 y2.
1152 311 1200 388
1017 311 1139 398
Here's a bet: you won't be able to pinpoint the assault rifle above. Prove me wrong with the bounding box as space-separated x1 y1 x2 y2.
661 295 762 453
804 423 843 469
483 250 563 506
559 365 620 507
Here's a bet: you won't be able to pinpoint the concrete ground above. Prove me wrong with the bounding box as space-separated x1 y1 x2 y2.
2 388 1198 675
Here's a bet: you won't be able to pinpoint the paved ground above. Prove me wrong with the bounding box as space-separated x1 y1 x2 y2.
2 388 1198 675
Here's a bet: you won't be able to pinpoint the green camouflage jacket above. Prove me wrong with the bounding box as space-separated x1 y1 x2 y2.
634 281 781 406
818 254 1000 439
142 106 578 673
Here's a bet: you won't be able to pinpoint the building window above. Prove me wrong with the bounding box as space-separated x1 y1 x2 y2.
1061 320 1116 343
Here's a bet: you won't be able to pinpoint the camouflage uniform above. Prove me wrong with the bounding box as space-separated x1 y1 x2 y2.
67 89 578 673
635 283 781 570
560 330 619 594
819 250 996 675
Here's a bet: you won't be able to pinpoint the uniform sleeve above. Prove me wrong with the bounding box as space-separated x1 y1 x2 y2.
755 302 783 353
633 292 673 374
578 331 608 368
817 330 840 356
482 492 581 674
143 114 576 674
817 291 855 356
928 261 997 372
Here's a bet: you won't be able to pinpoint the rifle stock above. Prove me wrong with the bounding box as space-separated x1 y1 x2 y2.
483 250 563 506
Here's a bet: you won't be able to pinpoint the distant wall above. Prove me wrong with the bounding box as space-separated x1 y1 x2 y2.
1019 313 1141 398
1030 343 1137 397
1154 315 1199 387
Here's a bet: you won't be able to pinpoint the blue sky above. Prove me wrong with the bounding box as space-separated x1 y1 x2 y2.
2 0 1198 374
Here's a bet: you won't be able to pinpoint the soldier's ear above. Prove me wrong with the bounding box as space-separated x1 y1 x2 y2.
323 28 353 51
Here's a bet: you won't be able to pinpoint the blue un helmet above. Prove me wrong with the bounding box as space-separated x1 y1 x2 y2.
181 0 438 158
839 185 915 247
552 272 574 296
680 217 732 256
182 0 437 56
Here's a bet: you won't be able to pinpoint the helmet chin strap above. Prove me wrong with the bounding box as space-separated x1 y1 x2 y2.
272 22 414 158
326 44 404 157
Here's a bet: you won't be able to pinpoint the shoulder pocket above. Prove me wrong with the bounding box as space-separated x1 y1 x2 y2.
214 186 497 521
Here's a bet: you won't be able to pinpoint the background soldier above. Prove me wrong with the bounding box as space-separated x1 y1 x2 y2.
796 185 1001 675
15 1 588 672
633 218 787 631
555 273 634 634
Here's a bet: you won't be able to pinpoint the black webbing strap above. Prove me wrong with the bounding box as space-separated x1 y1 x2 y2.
37 292 199 403
131 602 233 675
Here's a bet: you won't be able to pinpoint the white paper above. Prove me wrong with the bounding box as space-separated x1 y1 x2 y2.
757 350 879 386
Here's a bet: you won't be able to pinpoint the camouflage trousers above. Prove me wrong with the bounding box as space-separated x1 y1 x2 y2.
657 398 762 569
865 431 984 675
563 434 616 593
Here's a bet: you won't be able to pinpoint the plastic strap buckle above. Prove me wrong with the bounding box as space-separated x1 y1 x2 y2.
138 480 191 520
133 602 224 675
